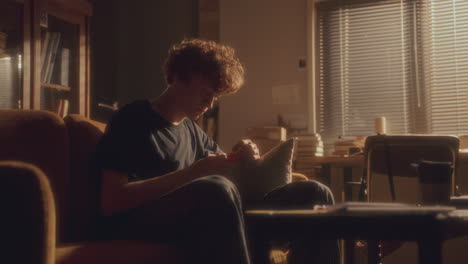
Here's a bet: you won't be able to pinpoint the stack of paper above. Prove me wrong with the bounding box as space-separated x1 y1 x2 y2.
291 133 324 175
333 136 366 156
294 133 324 158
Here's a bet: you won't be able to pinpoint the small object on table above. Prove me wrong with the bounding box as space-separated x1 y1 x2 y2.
375 116 387 134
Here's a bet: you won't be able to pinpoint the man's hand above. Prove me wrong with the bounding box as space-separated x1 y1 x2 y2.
188 154 234 177
231 139 261 161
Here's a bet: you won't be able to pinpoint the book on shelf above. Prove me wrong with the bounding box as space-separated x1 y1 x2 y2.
45 33 62 83
41 32 62 83
56 98 63 116
55 98 69 118
41 32 54 80
62 99 69 117
60 48 70 86
40 31 50 70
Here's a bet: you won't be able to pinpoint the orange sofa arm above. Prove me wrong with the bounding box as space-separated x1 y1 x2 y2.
0 161 56 264
292 172 308 181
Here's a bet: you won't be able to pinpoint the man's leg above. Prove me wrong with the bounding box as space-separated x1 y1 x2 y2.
100 175 251 264
259 180 340 264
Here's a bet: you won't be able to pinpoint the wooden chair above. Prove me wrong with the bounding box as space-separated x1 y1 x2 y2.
365 134 459 203
363 134 459 264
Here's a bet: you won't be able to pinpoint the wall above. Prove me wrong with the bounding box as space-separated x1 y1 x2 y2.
91 0 310 140
219 0 309 151
90 0 198 121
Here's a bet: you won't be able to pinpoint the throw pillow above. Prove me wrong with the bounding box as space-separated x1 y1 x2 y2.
228 138 296 207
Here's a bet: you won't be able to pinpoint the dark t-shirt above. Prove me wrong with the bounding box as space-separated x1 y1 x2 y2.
94 99 223 182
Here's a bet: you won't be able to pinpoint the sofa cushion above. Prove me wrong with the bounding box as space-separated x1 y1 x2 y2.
64 114 106 241
228 138 296 206
0 110 70 241
56 241 179 264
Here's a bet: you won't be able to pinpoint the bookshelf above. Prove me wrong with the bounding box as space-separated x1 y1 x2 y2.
0 0 92 117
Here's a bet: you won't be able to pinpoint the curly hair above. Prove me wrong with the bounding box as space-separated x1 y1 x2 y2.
163 39 245 95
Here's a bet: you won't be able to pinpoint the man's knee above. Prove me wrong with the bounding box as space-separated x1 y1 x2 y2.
300 180 335 205
265 180 335 207
191 175 242 208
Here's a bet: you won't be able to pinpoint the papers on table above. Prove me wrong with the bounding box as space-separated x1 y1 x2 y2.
245 202 456 217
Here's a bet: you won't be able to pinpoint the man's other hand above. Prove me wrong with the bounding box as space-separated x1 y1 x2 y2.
231 139 261 161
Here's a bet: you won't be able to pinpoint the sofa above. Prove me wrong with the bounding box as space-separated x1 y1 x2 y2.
0 110 178 264
1 109 309 264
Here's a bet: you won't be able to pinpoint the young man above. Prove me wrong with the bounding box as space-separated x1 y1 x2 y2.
94 39 339 264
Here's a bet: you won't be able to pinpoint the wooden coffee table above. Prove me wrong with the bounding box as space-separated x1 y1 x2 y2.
245 204 468 264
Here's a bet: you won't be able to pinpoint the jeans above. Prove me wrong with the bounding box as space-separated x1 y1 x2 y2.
100 175 340 264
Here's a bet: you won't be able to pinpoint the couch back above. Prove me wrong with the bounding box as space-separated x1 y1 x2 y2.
64 114 106 241
0 110 70 241
0 110 107 242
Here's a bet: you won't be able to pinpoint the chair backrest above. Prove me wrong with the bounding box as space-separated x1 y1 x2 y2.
0 110 70 241
459 135 468 149
64 114 106 241
365 134 459 204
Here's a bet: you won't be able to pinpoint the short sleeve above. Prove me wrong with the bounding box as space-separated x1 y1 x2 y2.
189 120 225 158
203 134 224 155
94 103 154 178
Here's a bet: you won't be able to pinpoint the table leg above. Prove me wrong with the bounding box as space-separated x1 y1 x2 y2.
344 240 355 264
249 230 270 264
344 167 353 201
367 240 380 264
418 239 442 264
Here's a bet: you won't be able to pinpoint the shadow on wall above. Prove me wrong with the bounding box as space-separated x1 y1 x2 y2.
90 0 198 122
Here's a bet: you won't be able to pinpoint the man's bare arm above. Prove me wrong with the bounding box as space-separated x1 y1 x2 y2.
101 154 233 216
